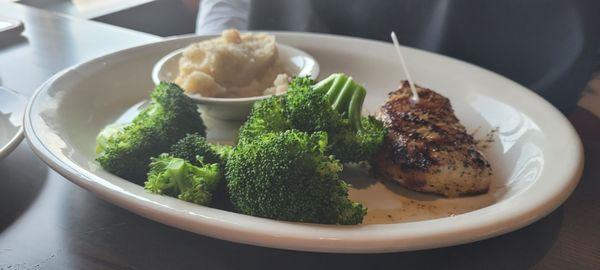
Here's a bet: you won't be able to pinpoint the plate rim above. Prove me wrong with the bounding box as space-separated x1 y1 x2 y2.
23 31 585 253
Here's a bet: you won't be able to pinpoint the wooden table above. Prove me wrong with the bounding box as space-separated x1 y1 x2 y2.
0 3 598 269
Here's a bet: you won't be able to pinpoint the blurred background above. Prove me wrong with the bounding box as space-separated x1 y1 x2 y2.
12 0 600 116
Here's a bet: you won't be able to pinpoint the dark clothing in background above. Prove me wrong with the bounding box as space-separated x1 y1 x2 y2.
249 0 600 114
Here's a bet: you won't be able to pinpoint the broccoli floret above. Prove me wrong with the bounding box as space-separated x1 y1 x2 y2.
330 116 387 163
145 154 222 205
210 143 234 164
239 73 386 163
170 133 221 166
96 82 206 184
286 74 367 132
238 95 291 143
170 133 233 166
96 122 130 154
226 130 366 225
284 75 342 133
293 74 386 163
168 133 233 209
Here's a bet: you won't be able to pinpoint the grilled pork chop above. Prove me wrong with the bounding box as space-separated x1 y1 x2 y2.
374 82 492 197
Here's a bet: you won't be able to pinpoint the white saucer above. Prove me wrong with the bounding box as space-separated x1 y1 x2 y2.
0 86 26 160
152 40 319 120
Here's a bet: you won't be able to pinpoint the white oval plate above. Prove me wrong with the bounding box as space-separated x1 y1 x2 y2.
0 86 26 160
24 32 583 253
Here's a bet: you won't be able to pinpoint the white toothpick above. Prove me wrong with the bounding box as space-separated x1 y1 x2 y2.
390 31 419 104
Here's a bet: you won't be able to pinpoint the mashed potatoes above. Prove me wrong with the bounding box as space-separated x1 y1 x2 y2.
175 29 290 98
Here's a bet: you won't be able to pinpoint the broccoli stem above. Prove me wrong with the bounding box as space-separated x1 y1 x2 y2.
166 158 190 192
332 78 356 115
312 73 366 132
313 73 337 93
348 86 366 130
324 74 347 104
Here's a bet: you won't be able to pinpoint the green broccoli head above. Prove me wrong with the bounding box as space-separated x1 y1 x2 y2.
226 130 366 225
238 95 291 143
147 82 207 137
240 73 386 163
96 82 206 184
145 154 222 205
170 133 221 166
95 122 130 154
330 116 387 163
168 133 233 209
210 143 234 165
284 76 342 133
